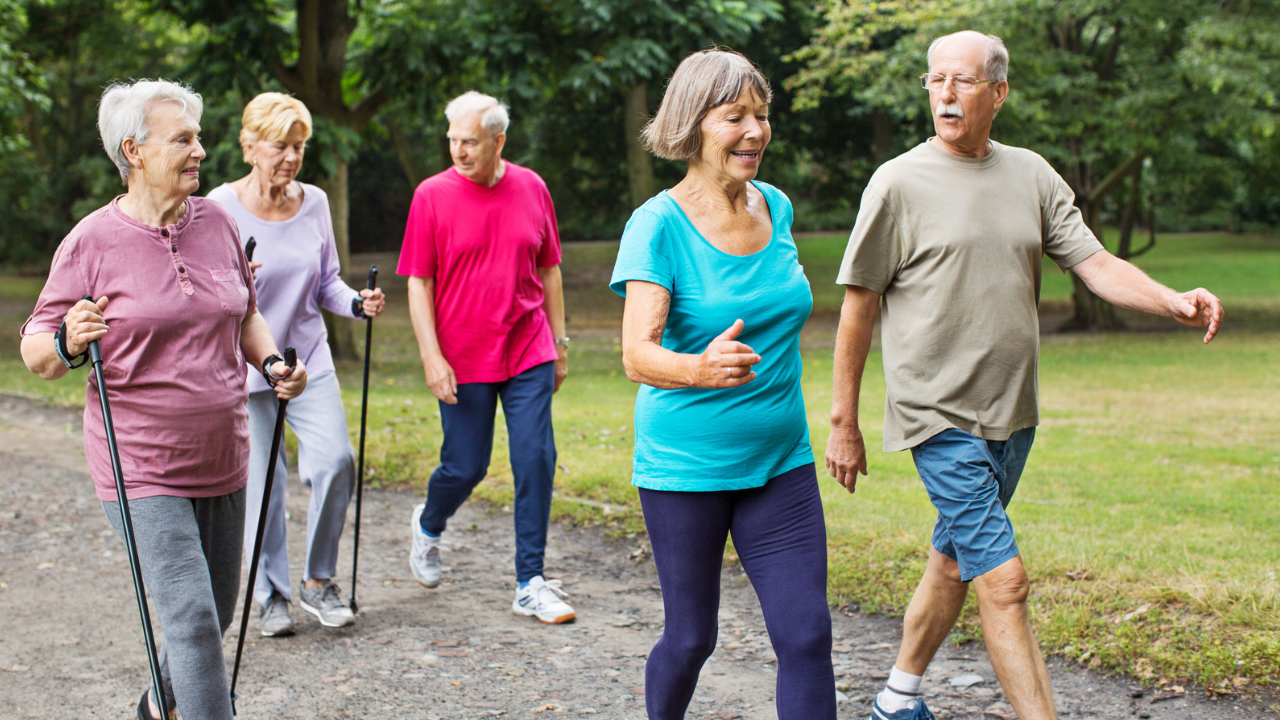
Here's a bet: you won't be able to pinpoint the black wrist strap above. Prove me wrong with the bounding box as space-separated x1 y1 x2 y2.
261 353 286 387
351 296 366 319
54 321 88 369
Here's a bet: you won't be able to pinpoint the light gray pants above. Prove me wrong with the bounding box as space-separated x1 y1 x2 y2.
102 489 244 720
245 370 356 605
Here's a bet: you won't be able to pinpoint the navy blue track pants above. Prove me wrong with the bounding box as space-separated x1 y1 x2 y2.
638 462 835 720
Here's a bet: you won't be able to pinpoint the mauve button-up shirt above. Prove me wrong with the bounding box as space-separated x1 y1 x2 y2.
22 196 257 502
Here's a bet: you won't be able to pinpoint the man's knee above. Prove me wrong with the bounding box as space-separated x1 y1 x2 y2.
974 558 1030 609
927 549 965 586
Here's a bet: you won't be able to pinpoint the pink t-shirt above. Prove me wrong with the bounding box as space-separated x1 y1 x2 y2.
22 197 257 502
397 163 562 384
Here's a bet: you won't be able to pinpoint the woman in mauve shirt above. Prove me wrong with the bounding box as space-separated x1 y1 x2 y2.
208 93 385 636
21 80 305 720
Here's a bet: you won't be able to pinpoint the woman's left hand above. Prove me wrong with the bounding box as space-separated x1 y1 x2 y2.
270 360 308 400
360 288 386 318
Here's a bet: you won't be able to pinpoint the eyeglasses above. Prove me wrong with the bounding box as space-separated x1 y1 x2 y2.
919 73 1000 93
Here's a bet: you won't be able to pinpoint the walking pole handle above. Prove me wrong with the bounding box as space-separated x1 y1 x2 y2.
82 296 104 366
283 346 296 371
366 265 377 291
244 237 256 262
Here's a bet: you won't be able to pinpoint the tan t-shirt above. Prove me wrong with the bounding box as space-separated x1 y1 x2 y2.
837 139 1103 451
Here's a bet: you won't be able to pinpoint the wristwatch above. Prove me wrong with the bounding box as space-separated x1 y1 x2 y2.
554 337 570 348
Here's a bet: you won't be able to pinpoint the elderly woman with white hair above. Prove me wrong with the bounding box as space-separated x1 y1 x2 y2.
208 92 385 636
20 79 307 720
610 50 836 719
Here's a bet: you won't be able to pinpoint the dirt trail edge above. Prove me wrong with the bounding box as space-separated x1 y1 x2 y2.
0 397 1271 719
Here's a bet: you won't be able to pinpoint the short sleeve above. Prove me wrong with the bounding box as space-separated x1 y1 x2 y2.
536 182 562 268
1040 168 1104 271
610 207 675 297
835 187 901 293
21 237 87 336
396 185 437 278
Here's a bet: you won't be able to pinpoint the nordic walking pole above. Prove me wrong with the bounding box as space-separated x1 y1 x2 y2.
85 296 168 719
350 265 377 614
229 346 297 716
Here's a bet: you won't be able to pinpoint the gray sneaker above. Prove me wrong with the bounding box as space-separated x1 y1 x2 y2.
258 591 295 637
299 579 354 628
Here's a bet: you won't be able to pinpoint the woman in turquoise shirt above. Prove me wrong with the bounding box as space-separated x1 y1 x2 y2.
610 50 835 720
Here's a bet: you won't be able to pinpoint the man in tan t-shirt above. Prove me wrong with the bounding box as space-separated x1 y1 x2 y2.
827 31 1224 720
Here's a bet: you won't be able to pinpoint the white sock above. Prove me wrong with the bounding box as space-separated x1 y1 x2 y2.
876 666 922 712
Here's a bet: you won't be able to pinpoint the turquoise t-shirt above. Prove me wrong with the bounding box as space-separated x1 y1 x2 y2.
609 181 814 492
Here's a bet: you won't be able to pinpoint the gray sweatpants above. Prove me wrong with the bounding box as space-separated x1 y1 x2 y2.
245 370 355 605
102 488 244 720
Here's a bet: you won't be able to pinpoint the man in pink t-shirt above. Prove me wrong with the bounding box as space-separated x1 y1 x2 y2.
399 91 574 624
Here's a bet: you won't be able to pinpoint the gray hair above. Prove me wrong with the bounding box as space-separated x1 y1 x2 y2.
927 31 1009 82
98 79 204 183
445 91 510 137
643 49 772 161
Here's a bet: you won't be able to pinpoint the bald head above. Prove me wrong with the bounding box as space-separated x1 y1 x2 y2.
927 31 1008 82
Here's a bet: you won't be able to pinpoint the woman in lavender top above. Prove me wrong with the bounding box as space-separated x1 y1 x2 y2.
208 93 385 635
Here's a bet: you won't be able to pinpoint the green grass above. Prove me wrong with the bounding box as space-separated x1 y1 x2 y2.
2 229 1277 694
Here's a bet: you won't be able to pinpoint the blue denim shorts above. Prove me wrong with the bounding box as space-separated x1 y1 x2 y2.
910 427 1036 581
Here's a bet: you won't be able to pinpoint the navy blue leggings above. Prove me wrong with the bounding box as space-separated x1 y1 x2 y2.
418 361 556 583
639 463 835 720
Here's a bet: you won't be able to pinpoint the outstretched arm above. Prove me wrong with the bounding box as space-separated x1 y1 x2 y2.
826 285 880 494
1071 250 1224 343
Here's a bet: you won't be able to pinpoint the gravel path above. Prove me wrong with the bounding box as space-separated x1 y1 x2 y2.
0 396 1272 719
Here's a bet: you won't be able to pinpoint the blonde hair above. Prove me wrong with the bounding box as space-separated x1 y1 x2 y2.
98 79 203 183
239 92 313 163
642 49 772 161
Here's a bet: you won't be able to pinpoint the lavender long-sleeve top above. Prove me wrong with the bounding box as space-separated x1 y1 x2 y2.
208 182 362 393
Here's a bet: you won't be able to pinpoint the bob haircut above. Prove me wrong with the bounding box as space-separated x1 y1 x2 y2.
642 49 772 161
239 92 313 163
98 79 204 183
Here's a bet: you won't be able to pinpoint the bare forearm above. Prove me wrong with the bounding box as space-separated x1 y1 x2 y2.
239 311 282 369
20 333 70 381
624 339 699 389
831 286 879 428
407 277 445 363
1074 251 1177 317
538 265 566 340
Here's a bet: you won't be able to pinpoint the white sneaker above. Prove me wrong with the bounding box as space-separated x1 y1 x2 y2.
409 503 442 588
512 575 576 624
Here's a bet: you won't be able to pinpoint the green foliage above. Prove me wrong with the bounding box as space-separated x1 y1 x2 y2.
787 0 1280 234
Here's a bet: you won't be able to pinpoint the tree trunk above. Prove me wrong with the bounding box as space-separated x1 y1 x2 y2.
1116 161 1142 259
624 83 655 209
1062 151 1147 330
317 160 357 360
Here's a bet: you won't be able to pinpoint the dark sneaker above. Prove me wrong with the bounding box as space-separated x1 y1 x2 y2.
299 579 355 628
871 697 935 720
258 591 294 637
